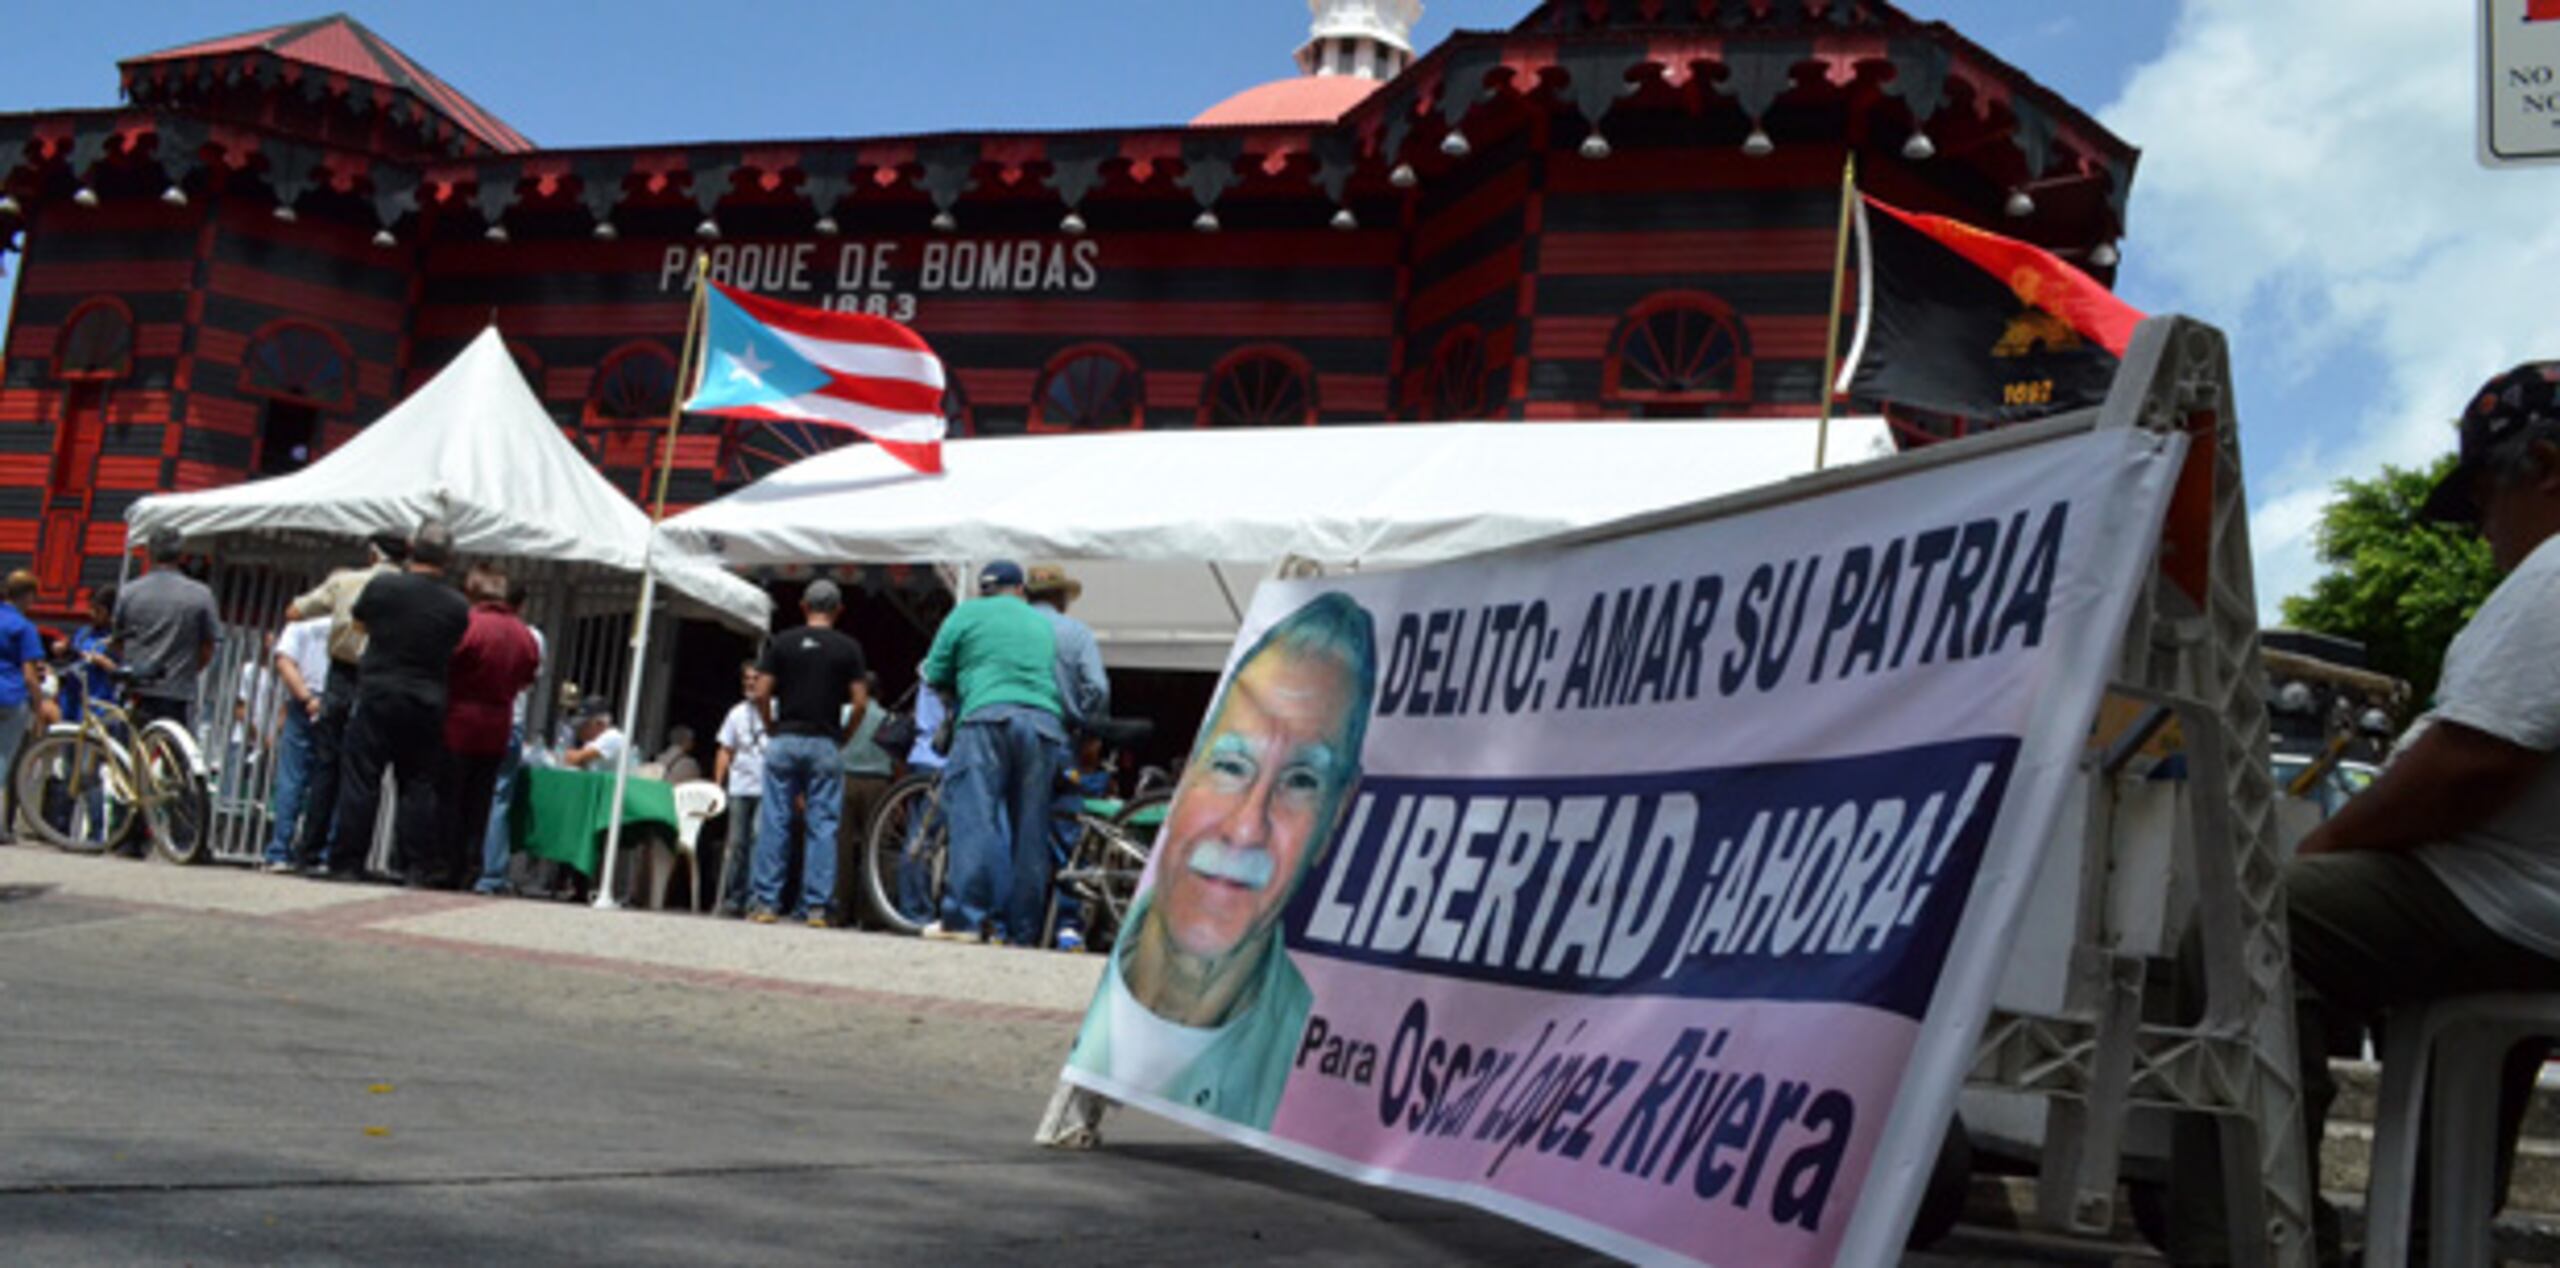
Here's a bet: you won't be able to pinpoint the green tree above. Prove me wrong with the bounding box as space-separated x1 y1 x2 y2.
2277 453 2498 705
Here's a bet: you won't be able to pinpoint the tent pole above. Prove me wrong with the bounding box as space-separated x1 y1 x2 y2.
597 252 709 912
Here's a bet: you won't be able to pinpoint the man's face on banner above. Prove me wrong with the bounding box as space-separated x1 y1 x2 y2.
1154 647 1358 965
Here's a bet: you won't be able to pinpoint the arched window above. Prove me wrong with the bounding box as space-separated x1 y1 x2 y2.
1200 346 1317 428
241 321 354 410
1427 325 1492 421
1031 344 1144 433
1603 292 1751 406
240 321 353 476
54 299 134 382
584 343 676 431
582 343 678 498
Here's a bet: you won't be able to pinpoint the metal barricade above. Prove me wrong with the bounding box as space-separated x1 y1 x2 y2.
192 562 311 866
177 552 681 871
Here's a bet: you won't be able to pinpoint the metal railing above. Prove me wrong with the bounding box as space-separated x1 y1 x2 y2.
173 553 678 871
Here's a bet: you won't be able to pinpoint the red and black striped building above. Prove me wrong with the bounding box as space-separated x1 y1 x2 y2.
0 0 2135 623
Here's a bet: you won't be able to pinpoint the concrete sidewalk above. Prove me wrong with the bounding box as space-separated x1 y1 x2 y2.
0 845 1105 1023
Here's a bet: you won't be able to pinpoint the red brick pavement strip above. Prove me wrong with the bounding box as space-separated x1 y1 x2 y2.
47 883 1087 1028
274 888 489 931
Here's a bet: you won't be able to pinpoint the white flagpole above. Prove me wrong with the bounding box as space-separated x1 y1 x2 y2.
596 253 709 911
1815 153 1858 471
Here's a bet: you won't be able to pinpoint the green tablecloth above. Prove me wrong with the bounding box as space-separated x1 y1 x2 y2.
512 766 680 879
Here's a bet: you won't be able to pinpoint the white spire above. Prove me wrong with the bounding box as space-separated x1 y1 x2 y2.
1297 0 1420 81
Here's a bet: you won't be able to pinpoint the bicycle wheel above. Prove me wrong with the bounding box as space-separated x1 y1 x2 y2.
9 729 140 853
136 722 213 865
862 774 948 935
1074 788 1166 947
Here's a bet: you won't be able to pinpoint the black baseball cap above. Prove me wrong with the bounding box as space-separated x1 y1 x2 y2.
2423 361 2560 525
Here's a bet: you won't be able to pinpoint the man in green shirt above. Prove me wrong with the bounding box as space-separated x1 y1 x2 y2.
920 560 1064 944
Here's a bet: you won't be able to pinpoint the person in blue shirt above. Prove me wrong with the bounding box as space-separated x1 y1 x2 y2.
0 571 61 840
1029 564 1110 952
906 680 949 776
64 585 119 724
895 679 950 923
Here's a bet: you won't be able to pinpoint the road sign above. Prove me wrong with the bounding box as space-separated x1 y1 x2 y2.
2483 0 2560 166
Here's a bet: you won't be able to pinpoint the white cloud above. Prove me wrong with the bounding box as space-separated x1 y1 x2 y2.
2102 0 2560 615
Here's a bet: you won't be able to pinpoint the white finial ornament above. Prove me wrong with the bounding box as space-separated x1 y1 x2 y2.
1298 0 1421 81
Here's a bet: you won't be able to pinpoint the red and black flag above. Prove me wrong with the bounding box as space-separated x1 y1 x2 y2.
1838 195 2145 424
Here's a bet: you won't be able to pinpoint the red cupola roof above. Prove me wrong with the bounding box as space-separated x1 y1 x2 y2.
1192 75 1383 127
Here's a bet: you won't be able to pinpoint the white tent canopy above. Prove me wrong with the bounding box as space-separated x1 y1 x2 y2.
128 327 770 632
662 416 1890 669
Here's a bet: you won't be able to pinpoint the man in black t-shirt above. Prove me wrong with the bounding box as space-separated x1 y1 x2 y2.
748 578 870 925
316 520 471 885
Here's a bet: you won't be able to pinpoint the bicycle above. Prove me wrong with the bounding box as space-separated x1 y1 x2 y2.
859 715 1169 947
9 663 214 863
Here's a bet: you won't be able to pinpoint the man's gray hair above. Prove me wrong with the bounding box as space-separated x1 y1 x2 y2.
1202 592 1379 787
410 519 456 568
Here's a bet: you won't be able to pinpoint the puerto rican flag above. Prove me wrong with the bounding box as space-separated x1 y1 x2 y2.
684 282 947 475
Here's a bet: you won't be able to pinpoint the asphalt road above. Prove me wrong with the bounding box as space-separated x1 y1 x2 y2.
0 859 2155 1267
0 881 1602 1266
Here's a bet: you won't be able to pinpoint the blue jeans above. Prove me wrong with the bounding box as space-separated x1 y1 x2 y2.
263 705 318 865
939 705 1063 942
476 726 525 893
754 734 842 920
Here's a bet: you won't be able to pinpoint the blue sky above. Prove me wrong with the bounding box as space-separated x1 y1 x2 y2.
7 2 2508 615
0 2 2167 144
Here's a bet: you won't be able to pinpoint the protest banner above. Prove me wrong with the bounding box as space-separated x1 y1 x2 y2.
1058 421 2189 1266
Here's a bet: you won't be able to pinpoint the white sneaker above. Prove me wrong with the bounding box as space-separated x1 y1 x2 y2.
920 922 974 943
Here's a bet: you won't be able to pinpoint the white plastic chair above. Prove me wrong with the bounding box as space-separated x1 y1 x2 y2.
665 781 728 914
2363 992 2560 1267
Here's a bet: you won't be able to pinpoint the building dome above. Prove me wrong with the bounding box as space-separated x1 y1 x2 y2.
1194 1 1415 126
1192 74 1383 126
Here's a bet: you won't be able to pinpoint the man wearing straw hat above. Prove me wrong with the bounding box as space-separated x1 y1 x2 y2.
1029 563 1109 951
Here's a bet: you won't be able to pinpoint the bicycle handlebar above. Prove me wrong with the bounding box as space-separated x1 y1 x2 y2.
1082 715 1154 747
